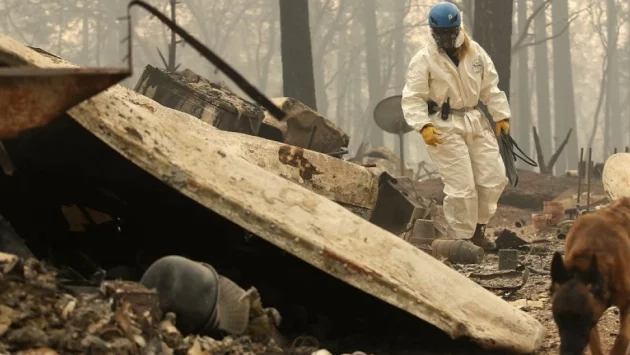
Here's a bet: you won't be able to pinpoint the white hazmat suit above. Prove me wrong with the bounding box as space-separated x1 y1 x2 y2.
401 36 510 242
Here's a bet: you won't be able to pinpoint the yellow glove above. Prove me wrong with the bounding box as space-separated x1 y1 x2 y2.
419 125 443 147
495 119 510 136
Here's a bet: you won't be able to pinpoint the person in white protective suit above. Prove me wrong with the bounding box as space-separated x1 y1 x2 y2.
401 2 511 251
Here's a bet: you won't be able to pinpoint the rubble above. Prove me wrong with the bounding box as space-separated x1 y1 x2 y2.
134 65 350 158
414 169 605 210
0 253 284 354
132 67 378 220
0 32 545 353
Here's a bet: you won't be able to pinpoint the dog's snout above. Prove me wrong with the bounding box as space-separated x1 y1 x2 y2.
560 344 586 355
559 338 588 355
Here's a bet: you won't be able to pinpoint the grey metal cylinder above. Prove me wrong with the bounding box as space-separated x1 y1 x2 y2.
140 255 223 335
431 239 484 264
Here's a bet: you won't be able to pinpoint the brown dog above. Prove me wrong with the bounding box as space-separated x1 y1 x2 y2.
550 196 630 355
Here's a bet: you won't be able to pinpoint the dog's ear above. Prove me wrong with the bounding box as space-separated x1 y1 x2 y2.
551 251 570 285
585 254 603 287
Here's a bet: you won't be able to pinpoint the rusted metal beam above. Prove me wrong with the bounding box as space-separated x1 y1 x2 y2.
0 67 130 138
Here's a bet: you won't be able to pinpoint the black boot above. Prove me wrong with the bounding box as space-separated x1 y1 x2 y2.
469 223 496 251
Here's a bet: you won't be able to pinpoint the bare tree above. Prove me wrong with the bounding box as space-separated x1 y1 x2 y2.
279 0 317 110
586 1 627 153
533 126 573 174
511 0 587 55
472 0 513 134
156 0 180 72
552 0 578 172
516 0 532 161
392 0 409 157
362 0 383 147
533 0 552 172
309 0 356 117
605 0 622 155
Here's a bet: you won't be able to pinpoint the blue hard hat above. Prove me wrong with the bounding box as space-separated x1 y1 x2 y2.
428 2 462 28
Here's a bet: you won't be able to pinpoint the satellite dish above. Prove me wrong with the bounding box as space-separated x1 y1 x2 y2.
373 95 414 176
373 95 414 135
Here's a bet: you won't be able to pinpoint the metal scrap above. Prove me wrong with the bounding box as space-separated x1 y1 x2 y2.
264 97 350 155
494 229 528 250
133 64 266 137
470 269 530 292
0 66 130 138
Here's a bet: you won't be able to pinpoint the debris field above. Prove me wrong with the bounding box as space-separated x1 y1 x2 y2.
0 29 623 355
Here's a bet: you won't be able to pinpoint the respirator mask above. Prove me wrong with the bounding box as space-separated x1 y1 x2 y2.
431 26 464 50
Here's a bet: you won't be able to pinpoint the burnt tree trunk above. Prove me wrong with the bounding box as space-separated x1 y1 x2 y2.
473 0 514 131
167 0 177 71
393 1 407 93
551 0 578 172
627 8 630 148
461 0 474 33
533 0 552 173
362 0 384 147
335 21 348 131
516 0 532 160
279 0 317 111
393 0 407 156
606 0 621 156
82 0 90 65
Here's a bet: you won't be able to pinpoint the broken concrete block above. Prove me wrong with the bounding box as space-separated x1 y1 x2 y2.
262 97 349 155
498 250 519 270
